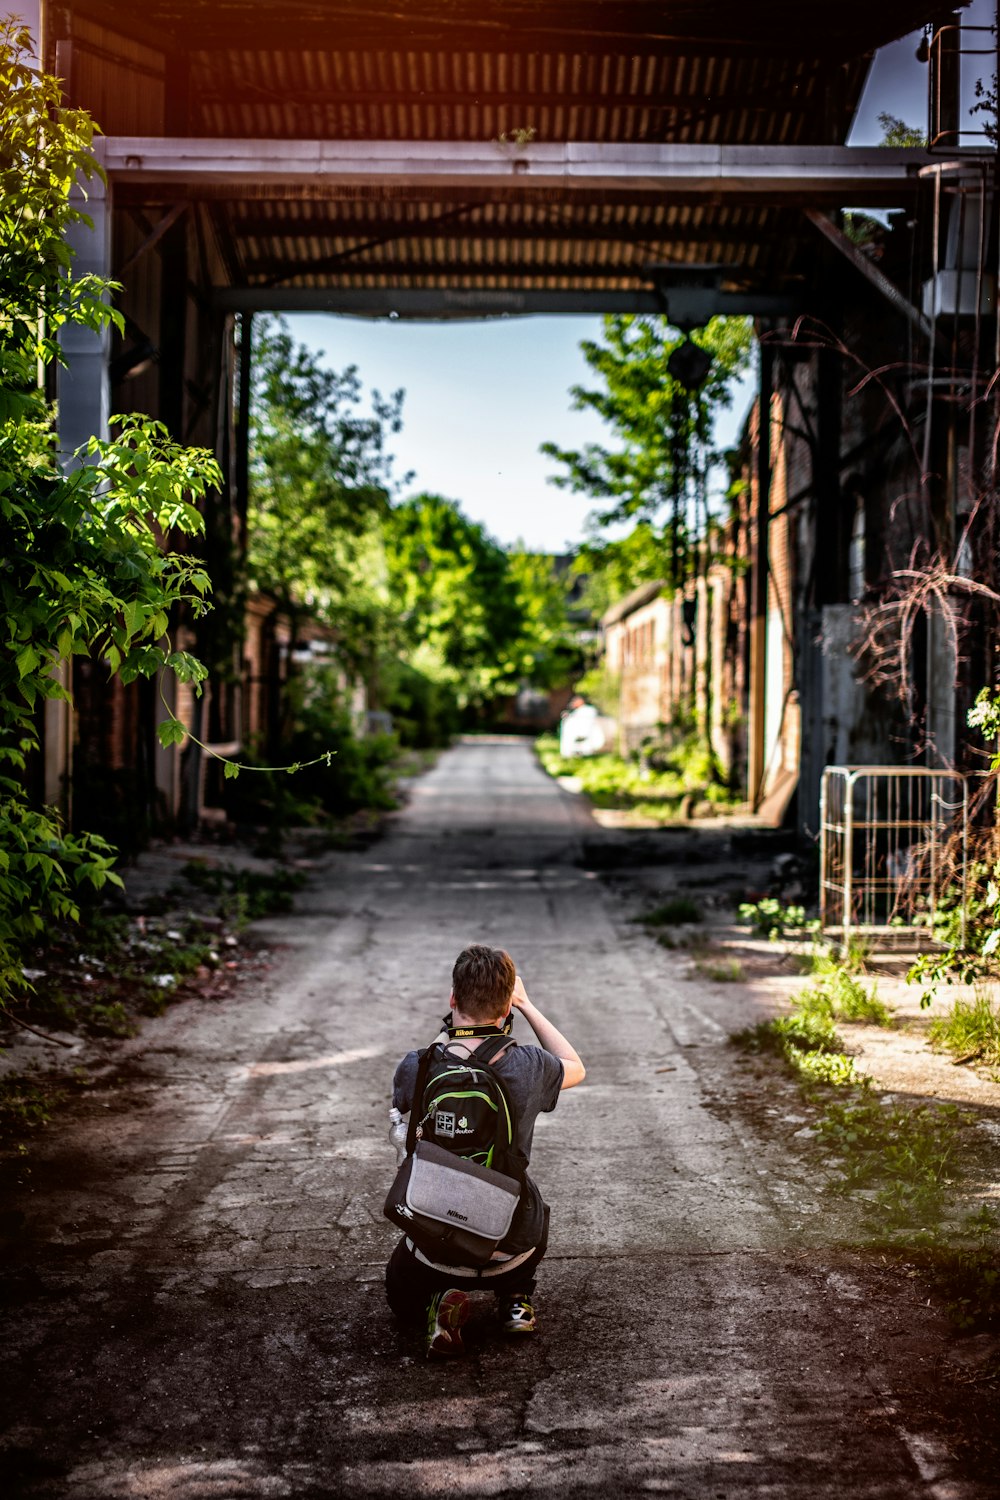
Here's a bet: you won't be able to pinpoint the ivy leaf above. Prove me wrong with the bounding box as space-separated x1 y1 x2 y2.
15 643 39 679
157 717 187 748
223 760 240 780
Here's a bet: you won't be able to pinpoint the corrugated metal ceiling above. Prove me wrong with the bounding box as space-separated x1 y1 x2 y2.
60 1 955 307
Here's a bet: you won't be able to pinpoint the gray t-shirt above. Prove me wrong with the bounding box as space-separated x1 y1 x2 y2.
392 1042 563 1168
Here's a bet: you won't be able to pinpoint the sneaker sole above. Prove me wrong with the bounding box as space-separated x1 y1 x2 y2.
427 1291 471 1358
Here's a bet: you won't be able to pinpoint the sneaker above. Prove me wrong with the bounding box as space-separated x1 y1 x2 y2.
498 1293 537 1335
426 1288 471 1358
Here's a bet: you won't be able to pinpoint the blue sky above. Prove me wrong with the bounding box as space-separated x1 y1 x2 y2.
289 0 994 551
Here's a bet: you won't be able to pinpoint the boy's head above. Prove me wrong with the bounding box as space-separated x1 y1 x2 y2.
451 945 516 1022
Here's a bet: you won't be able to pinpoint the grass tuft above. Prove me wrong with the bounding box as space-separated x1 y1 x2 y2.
639 897 702 927
693 957 745 983
816 1095 961 1227
929 984 1000 1067
0 1073 62 1136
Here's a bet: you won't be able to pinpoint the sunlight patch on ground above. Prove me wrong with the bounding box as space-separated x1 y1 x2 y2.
246 1047 384 1077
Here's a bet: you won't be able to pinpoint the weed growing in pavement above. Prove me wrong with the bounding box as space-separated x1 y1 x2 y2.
810 969 892 1026
732 962 889 1085
738 897 820 941
734 1007 867 1085
815 1094 962 1228
637 897 703 927
928 984 1000 1069
732 974 1000 1334
916 1208 1000 1330
0 1073 63 1137
795 936 872 977
693 957 745 983
177 862 306 923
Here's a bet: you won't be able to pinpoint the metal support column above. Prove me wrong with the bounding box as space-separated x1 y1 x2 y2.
57 172 112 464
235 311 253 542
748 341 773 808
52 165 112 817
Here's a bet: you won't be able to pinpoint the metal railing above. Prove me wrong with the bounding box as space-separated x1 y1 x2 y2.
928 24 996 150
820 766 968 946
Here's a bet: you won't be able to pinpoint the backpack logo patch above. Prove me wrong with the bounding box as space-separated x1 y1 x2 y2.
434 1109 456 1139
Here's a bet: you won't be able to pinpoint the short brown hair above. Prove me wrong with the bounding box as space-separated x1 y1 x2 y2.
452 945 516 1021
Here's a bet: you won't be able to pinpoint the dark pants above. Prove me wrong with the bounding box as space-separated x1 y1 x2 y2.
385 1225 548 1328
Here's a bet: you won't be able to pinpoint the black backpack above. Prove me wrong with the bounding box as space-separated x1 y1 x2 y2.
384 1033 548 1263
412 1034 521 1175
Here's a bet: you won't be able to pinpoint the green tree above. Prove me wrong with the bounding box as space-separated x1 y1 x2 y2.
248 315 405 660
571 520 670 620
542 314 752 592
506 549 583 691
384 493 527 710
0 20 219 1007
877 111 927 148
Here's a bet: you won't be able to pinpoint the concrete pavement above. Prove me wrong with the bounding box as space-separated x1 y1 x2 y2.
0 738 985 1498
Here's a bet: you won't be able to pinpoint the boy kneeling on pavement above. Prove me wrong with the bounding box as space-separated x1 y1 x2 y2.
385 944 585 1357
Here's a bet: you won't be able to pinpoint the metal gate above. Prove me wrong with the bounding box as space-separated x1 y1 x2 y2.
819 767 968 945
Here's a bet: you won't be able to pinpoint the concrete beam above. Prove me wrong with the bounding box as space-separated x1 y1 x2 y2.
98 139 980 205
211 286 797 319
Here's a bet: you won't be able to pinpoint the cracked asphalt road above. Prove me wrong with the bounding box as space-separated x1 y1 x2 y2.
0 738 990 1498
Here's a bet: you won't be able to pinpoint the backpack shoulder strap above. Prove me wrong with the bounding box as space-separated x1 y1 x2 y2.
404 1041 443 1155
471 1034 517 1067
465 1036 520 1169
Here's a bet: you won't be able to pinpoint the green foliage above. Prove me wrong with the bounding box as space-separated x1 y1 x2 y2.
378 654 459 748
223 668 398 834
877 111 927 148
572 665 620 717
384 493 528 711
572 521 673 620
735 1005 861 1077
971 70 999 146
248 315 402 659
505 549 583 692
0 1072 60 1136
735 1002 971 1227
248 322 583 746
928 985 1000 1068
8 905 234 1039
178 861 306 922
916 1210 1000 1331
638 897 703 927
693 956 745 983
817 1095 961 1227
907 860 1000 997
904 699 1000 997
0 21 219 1009
968 685 1000 748
732 959 889 1085
536 732 735 820
738 897 819 941
543 314 753 533
794 969 892 1027
543 315 753 604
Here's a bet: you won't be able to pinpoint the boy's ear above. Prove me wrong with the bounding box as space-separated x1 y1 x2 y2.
448 990 456 1011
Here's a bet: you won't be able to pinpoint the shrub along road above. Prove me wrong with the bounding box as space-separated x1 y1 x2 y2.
0 738 994 1498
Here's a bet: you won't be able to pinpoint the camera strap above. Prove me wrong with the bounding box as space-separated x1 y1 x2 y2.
444 1020 512 1041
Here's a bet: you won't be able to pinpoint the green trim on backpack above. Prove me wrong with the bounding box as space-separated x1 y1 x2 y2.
406 1035 519 1179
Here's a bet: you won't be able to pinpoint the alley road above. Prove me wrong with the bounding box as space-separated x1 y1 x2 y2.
0 739 983 1498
